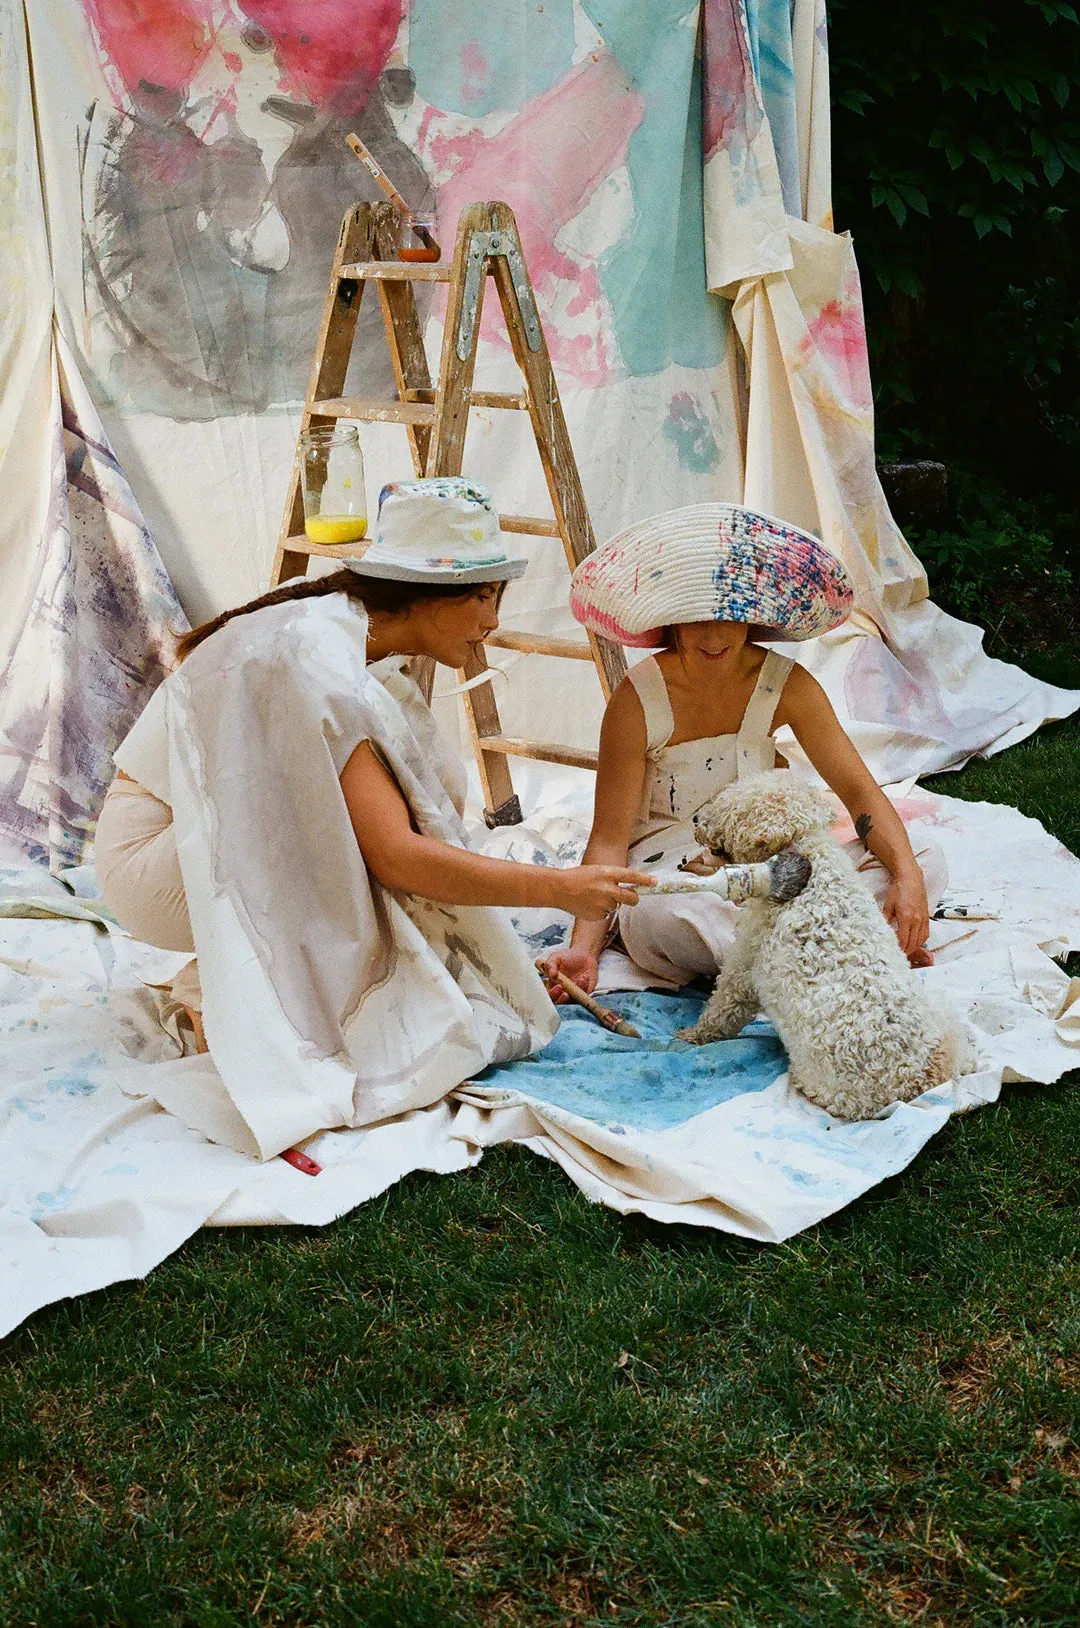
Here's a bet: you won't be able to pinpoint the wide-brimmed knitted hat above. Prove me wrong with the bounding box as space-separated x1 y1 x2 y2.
345 477 527 585
569 502 852 646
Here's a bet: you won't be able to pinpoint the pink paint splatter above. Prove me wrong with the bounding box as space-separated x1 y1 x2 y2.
460 40 489 106
421 53 643 384
82 0 213 98
803 278 873 415
239 0 402 113
84 0 401 115
700 0 762 164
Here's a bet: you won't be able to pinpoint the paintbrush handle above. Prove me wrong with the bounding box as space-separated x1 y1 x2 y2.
536 961 641 1039
346 132 412 217
649 863 759 901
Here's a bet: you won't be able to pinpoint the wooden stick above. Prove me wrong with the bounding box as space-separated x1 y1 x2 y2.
930 927 979 954
536 960 641 1038
345 133 440 255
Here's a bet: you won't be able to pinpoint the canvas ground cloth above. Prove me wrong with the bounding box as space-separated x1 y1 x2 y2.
2 0 1077 878
3 780 1079 1339
2 0 1080 1334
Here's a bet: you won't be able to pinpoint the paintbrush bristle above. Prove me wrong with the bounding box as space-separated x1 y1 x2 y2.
768 847 812 902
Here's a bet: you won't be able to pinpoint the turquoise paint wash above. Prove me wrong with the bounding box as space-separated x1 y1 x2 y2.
474 994 787 1133
663 389 722 472
744 0 800 214
584 0 727 375
409 0 576 116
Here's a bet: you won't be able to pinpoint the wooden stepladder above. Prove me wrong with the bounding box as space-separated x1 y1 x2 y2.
272 200 626 826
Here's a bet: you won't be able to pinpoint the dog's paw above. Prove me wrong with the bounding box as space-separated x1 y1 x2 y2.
674 1023 713 1046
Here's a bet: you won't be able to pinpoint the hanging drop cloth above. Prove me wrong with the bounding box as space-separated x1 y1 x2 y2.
700 0 1078 779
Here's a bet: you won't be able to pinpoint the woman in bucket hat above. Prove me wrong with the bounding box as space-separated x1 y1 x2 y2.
93 478 655 1158
543 501 947 998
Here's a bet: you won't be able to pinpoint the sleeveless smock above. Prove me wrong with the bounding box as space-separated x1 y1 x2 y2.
615 649 948 986
627 648 794 872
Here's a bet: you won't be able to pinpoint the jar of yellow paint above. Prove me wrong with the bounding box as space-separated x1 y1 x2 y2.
301 426 368 546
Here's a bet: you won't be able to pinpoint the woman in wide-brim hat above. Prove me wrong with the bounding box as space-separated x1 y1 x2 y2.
543 501 947 998
92 478 655 1159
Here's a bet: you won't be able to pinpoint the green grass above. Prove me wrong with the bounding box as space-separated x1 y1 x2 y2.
4 697 1080 1627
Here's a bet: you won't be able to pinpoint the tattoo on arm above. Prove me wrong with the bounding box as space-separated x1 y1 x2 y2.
854 813 873 850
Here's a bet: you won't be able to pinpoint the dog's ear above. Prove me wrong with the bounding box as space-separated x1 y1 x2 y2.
755 780 834 850
692 805 729 859
791 783 837 834
706 773 833 860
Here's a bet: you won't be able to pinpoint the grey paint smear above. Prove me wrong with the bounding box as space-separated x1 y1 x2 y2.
81 87 434 421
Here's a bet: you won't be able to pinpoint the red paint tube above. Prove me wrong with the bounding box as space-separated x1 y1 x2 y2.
281 1147 322 1177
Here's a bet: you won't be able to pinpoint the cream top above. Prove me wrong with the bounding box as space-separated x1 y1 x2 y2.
111 597 468 816
627 648 794 868
113 681 170 803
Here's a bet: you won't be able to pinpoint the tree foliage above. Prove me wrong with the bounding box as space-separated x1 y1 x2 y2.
829 0 1080 505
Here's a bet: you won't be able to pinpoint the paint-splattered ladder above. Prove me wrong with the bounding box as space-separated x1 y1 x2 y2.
272 198 625 826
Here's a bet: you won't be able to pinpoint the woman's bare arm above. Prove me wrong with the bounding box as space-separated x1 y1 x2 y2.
779 666 930 956
548 679 650 985
340 742 652 920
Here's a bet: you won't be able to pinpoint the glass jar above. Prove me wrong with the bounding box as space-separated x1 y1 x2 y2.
301 425 367 546
397 214 440 263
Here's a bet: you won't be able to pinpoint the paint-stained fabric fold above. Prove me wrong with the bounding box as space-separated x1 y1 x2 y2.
0 329 183 870
701 0 1078 775
150 592 556 1159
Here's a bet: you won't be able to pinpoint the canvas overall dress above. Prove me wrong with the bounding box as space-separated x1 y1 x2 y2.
616 650 947 984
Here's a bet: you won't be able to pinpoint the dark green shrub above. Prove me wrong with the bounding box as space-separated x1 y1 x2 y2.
911 477 1076 656
829 0 1080 505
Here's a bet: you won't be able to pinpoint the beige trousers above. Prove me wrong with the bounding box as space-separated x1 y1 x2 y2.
619 838 948 985
95 779 202 1008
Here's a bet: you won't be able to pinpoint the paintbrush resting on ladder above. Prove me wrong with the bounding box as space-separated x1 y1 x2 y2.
345 133 441 258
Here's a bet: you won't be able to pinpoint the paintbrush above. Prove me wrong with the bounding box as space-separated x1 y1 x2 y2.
648 849 812 905
536 960 642 1038
345 132 441 257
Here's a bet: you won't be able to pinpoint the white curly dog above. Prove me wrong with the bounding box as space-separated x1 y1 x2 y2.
677 773 975 1119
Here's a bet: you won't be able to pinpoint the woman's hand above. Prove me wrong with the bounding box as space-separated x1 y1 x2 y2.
553 865 654 921
542 947 600 1002
883 868 932 964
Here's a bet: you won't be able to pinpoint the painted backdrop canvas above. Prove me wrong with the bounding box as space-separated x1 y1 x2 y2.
0 0 1075 865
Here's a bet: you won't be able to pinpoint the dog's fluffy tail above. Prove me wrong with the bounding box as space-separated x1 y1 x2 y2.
921 1017 978 1090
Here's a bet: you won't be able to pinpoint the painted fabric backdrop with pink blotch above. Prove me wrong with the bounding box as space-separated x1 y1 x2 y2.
700 0 1078 779
0 0 1076 866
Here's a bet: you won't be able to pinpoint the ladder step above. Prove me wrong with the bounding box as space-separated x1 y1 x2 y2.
476 734 598 772
282 534 366 559
339 261 453 282
499 515 561 538
311 396 437 424
404 388 528 411
486 630 593 660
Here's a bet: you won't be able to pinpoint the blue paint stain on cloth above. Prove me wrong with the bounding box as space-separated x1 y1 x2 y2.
473 992 787 1133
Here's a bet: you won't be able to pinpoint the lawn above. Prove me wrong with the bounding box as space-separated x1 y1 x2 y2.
4 674 1080 1627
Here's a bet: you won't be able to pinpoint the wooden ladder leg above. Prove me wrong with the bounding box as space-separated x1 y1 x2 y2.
271 204 375 587
486 203 626 701
373 204 433 478
431 203 522 827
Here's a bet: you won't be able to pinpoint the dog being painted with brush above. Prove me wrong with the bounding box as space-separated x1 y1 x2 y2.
677 773 975 1119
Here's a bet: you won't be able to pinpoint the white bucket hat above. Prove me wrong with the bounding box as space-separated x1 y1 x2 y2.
344 477 527 585
569 502 853 646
